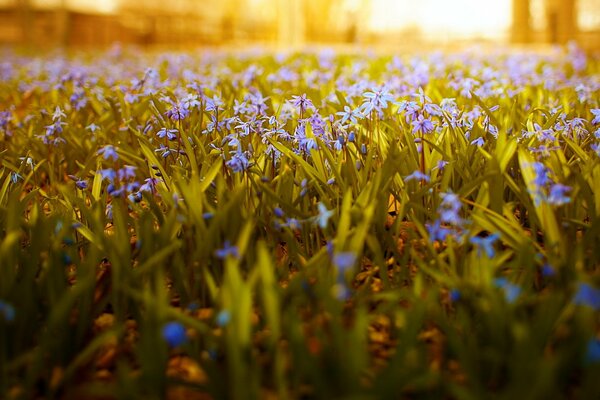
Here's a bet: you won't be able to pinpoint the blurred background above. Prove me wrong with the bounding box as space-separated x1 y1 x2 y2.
0 0 598 50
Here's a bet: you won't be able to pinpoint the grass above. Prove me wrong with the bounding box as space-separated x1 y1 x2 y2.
0 45 599 399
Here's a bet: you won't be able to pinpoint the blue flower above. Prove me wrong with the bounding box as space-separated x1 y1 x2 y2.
274 207 285 218
162 322 187 347
470 233 500 258
541 264 556 277
333 252 357 272
547 184 571 206
591 108 600 125
98 145 119 161
216 310 231 327
493 277 521 303
215 240 240 260
585 338 600 364
0 300 15 322
439 192 463 226
404 170 430 183
449 289 461 303
470 137 485 147
573 283 600 310
315 202 333 229
426 220 452 242
411 115 434 135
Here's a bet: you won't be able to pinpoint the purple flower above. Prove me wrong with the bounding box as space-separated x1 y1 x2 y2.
590 109 600 125
439 192 463 226
411 115 434 135
470 137 485 147
404 170 430 183
547 184 571 206
162 322 187 347
333 252 357 272
573 283 600 310
98 145 118 161
215 240 240 260
426 220 452 242
157 128 178 141
470 233 500 258
290 94 314 114
274 207 285 218
225 151 250 173
165 103 190 121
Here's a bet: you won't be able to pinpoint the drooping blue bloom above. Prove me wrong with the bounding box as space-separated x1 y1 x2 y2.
590 108 600 125
225 151 250 173
404 170 430 183
573 282 600 310
585 338 600 364
493 277 521 303
315 202 333 229
162 322 187 347
215 240 240 260
333 252 357 272
98 145 119 161
157 128 178 141
470 137 485 147
426 220 452 242
216 310 231 327
547 183 571 206
0 300 15 322
470 233 500 258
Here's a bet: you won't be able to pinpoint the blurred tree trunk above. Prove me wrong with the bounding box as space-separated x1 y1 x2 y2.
56 0 72 47
546 0 578 44
16 0 33 47
278 0 304 48
511 0 531 43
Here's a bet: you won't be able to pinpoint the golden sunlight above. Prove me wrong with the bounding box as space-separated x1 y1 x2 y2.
369 0 512 37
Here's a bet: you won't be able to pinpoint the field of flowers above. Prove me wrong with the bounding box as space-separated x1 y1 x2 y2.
0 44 599 398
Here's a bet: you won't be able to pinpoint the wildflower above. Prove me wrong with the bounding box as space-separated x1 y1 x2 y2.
333 252 357 272
0 300 15 322
86 123 99 132
216 310 231 327
360 87 395 117
547 184 571 206
10 172 21 184
52 106 66 121
449 289 461 303
98 145 119 161
290 94 314 114
165 103 190 121
590 109 600 125
336 105 361 125
215 240 240 260
573 282 600 310
315 202 333 229
411 115 434 135
274 207 285 218
404 170 430 183
426 220 452 242
470 137 485 147
585 338 600 364
541 263 556 277
68 175 88 190
493 277 521 303
439 192 463 226
225 151 250 173
157 128 178 141
162 322 187 347
470 233 500 258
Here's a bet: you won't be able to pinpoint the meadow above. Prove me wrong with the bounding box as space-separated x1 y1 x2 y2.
0 44 599 399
